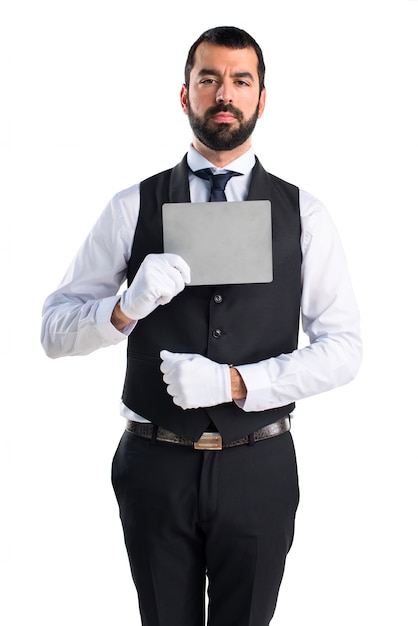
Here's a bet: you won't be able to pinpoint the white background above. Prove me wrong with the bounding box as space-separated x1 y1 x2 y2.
2 0 417 624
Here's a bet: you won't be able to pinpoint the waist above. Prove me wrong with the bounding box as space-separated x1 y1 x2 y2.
125 416 291 451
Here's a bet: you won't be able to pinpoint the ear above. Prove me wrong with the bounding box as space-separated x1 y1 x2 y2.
180 84 189 115
257 88 266 119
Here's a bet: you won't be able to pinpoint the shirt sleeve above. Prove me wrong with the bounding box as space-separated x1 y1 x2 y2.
40 184 140 358
235 189 363 412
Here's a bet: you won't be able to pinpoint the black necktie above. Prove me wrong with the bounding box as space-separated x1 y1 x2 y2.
193 168 242 202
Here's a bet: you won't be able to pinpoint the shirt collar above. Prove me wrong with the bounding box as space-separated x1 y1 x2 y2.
187 144 256 175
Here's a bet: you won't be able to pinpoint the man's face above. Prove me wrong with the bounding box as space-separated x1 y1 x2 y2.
181 43 266 152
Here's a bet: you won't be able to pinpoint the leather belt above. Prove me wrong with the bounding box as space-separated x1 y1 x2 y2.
125 416 290 451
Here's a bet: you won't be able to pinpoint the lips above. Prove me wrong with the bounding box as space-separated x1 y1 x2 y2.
205 104 243 124
212 113 236 123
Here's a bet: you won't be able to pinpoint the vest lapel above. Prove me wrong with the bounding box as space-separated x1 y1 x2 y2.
169 155 191 203
247 158 272 201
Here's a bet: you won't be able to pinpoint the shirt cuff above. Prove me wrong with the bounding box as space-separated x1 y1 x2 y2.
95 295 137 342
234 362 273 412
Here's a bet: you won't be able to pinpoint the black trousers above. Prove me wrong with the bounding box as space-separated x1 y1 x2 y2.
112 427 299 626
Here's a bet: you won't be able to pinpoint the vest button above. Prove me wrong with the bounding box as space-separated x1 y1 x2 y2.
212 328 223 339
213 294 223 304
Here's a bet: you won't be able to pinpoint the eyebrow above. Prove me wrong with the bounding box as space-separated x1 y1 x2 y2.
197 68 255 81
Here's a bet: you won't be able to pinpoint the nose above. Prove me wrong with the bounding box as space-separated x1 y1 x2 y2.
216 80 233 103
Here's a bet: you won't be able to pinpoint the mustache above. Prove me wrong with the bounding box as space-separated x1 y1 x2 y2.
204 103 244 122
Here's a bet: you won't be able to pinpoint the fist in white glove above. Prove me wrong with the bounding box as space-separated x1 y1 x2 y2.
120 254 191 320
160 350 232 409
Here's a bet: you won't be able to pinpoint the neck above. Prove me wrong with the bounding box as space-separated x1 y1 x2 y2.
192 137 252 168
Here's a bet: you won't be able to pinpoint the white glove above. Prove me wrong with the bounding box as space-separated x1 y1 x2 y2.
120 254 191 320
160 350 232 409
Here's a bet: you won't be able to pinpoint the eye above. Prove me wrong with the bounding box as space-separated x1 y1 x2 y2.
200 78 217 85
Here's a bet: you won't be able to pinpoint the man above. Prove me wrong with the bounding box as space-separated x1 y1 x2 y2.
41 26 362 626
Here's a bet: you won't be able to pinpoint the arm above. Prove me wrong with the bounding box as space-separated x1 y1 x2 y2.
41 185 139 358
235 190 362 411
41 185 191 359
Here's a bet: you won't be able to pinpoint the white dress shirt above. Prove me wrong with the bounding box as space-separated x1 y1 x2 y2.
41 145 362 420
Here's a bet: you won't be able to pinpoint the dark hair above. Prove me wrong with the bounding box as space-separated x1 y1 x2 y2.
184 26 266 92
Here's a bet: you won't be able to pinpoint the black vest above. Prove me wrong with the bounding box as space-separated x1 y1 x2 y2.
122 155 302 443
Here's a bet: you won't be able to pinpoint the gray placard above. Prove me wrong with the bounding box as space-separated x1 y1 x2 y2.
162 200 273 286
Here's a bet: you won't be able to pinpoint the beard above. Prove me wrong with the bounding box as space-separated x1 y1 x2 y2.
187 101 260 151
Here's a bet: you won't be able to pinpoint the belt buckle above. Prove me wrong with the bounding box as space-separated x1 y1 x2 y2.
194 432 223 451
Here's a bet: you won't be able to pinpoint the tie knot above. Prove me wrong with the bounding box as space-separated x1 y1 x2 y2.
193 168 242 201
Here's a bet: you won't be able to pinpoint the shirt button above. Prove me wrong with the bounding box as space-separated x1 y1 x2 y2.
213 294 223 304
212 328 223 339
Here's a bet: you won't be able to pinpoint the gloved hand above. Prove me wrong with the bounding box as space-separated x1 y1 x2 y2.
160 350 232 409
120 253 191 320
